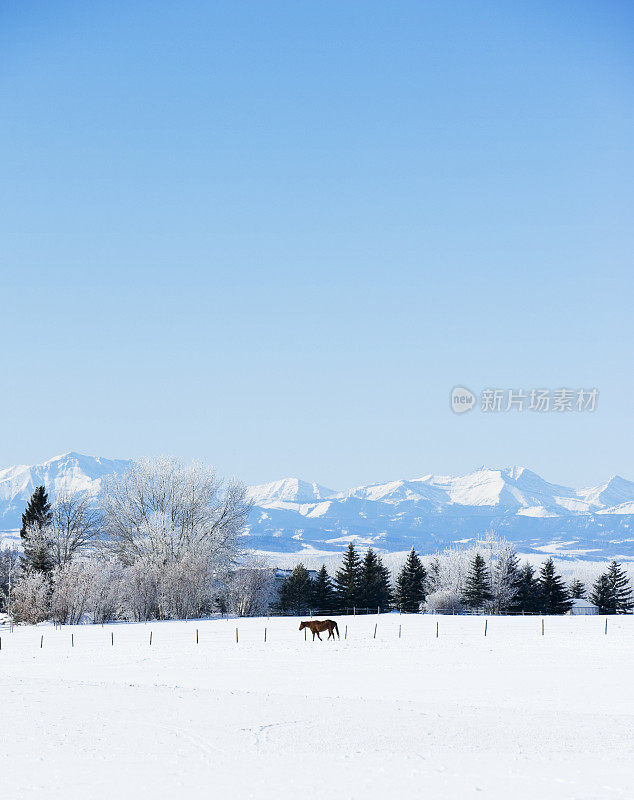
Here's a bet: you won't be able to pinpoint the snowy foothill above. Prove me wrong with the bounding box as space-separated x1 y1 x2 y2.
2 613 634 799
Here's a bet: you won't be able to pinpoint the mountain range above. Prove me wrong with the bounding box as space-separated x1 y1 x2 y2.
1 453 633 559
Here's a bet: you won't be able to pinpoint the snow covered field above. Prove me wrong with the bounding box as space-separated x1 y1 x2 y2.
1 614 633 800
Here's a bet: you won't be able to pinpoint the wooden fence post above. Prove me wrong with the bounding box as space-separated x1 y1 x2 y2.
111 632 114 646
264 627 267 642
40 635 43 648
235 627 238 643
605 618 608 635
541 619 544 636
373 623 377 639
196 628 199 644
484 619 488 637
149 631 153 646
399 624 401 639
436 620 439 638
344 625 347 640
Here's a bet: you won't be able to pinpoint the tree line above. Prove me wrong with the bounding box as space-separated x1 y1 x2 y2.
274 541 634 616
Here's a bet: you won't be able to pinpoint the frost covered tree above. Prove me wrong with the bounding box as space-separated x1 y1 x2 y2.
101 458 250 618
276 564 313 614
49 491 102 567
538 558 572 614
590 561 633 614
394 547 427 612
425 589 463 614
51 559 124 624
0 546 20 614
20 486 54 575
311 564 334 610
513 562 541 613
568 578 586 600
334 543 363 610
11 572 50 623
102 457 250 569
462 553 492 610
358 549 392 610
491 545 520 614
224 561 276 617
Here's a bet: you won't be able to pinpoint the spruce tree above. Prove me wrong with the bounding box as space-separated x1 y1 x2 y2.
590 573 612 614
311 564 334 611
568 578 586 600
20 486 53 575
538 558 572 614
394 547 427 612
462 553 492 610
334 543 362 610
358 549 392 611
276 564 313 614
607 561 634 614
511 562 541 613
590 561 633 614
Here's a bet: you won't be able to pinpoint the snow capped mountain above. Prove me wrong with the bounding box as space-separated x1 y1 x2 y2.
0 452 130 530
1 454 633 558
246 466 634 558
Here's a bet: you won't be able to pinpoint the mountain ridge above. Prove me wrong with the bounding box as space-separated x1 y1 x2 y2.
1 453 633 559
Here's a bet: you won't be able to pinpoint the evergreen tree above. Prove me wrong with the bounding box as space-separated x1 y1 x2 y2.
358 549 392 610
20 486 53 575
607 561 634 614
590 573 612 614
394 547 427 612
590 561 633 614
311 564 335 611
538 558 572 614
276 564 313 614
462 553 492 610
512 562 541 613
20 485 52 539
334 543 363 610
568 578 586 600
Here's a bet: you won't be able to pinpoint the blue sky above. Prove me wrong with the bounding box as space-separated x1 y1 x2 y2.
1 1 633 488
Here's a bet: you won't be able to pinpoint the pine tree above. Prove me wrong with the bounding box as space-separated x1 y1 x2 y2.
20 486 53 575
512 562 541 613
462 553 492 610
607 561 634 614
334 543 363 610
590 573 612 614
590 561 633 614
568 578 586 600
538 558 572 614
276 564 313 614
311 564 334 611
394 547 427 612
358 549 392 611
20 485 52 540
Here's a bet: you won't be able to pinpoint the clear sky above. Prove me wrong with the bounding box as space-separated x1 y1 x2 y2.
1 1 633 488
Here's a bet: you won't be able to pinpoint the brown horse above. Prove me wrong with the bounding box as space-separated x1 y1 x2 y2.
299 619 340 641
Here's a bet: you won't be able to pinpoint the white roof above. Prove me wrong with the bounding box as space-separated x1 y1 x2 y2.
571 597 598 609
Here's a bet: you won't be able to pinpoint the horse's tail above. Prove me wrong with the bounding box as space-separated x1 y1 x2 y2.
333 621 340 639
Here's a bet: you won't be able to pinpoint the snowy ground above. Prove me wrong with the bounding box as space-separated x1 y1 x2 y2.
1 614 633 800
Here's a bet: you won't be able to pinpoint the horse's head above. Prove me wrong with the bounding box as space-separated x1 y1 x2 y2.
299 621 307 631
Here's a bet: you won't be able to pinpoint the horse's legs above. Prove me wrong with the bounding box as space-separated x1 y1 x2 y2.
312 631 316 640
316 632 322 640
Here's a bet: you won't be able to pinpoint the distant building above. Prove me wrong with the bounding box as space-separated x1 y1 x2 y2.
568 598 599 615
